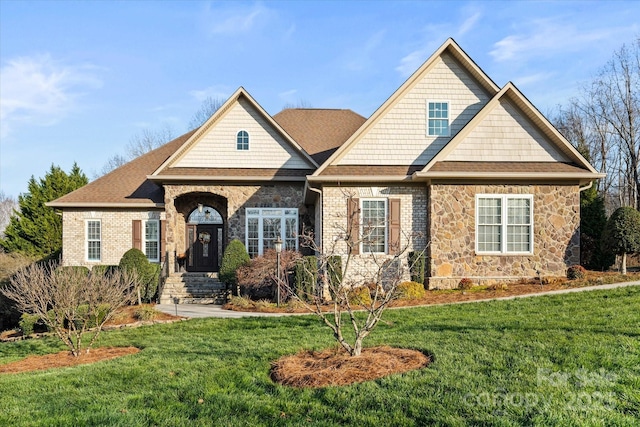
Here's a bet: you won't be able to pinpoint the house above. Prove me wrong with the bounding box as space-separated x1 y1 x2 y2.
48 39 604 301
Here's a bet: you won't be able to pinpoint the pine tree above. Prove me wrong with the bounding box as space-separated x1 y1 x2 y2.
0 163 88 257
602 206 640 274
580 184 614 270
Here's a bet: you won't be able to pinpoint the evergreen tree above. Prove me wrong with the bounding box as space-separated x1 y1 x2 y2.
602 206 640 274
580 184 614 270
0 163 88 257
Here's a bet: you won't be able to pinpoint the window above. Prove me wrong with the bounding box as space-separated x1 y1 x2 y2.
361 199 387 253
427 101 449 136
86 220 101 261
245 208 298 257
144 220 159 262
476 195 533 254
237 130 249 150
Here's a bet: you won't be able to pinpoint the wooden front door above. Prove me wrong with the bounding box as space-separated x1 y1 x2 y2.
186 224 222 272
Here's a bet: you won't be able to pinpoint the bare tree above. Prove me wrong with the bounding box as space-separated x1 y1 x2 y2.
282 100 313 110
188 96 225 129
1 263 137 357
0 191 18 240
280 190 424 357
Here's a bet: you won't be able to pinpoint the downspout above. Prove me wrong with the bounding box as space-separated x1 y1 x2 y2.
579 181 593 192
307 185 323 253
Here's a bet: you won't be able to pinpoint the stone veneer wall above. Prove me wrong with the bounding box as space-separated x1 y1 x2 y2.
163 183 307 271
428 184 580 289
61 209 165 268
321 185 428 286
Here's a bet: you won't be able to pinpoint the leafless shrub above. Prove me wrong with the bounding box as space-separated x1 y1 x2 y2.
236 249 301 300
1 262 137 357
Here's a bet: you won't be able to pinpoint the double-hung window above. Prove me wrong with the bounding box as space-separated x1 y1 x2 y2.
361 199 387 253
476 195 533 254
86 220 101 262
144 220 160 262
427 101 449 136
246 208 298 257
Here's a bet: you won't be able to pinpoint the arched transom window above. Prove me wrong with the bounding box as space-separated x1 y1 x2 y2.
188 206 223 224
237 130 249 150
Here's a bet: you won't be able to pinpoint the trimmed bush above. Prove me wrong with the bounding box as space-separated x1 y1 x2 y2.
327 255 343 288
458 278 474 290
56 266 90 276
396 281 426 300
294 256 317 301
567 265 587 280
220 239 250 288
408 251 425 285
19 313 40 335
347 286 372 306
92 265 119 277
133 305 158 321
119 248 157 303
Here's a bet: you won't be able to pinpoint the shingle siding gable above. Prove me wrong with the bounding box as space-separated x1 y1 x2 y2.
446 99 570 162
336 52 491 166
174 98 312 169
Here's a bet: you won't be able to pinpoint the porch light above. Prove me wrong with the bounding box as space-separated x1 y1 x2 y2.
198 203 204 213
275 236 283 307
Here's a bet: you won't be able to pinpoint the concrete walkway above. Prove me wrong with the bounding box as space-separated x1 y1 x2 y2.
155 280 640 319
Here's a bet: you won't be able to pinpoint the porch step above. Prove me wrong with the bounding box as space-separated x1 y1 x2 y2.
159 273 229 305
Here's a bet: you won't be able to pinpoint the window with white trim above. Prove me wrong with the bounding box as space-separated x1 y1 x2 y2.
237 130 249 150
476 195 533 254
144 220 159 262
245 208 298 257
86 220 101 262
427 101 449 136
361 199 387 253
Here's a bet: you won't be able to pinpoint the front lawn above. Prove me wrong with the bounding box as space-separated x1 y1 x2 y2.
0 286 638 426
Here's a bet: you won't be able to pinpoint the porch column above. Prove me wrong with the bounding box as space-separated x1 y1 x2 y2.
164 187 178 274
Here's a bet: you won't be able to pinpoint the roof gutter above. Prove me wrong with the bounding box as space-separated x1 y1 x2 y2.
147 175 306 182
45 202 164 209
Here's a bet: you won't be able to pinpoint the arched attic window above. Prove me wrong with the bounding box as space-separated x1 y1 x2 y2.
237 130 249 150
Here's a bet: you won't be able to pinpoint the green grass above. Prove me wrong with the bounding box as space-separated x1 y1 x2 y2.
1 286 639 426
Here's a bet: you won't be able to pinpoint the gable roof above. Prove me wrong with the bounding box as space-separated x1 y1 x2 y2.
150 87 318 181
414 82 604 183
273 108 366 164
48 130 196 208
312 38 500 178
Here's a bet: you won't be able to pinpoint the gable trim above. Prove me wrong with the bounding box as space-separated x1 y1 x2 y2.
419 82 600 175
313 38 500 176
152 87 318 176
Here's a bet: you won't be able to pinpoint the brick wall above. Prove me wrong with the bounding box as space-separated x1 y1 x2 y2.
61 209 165 267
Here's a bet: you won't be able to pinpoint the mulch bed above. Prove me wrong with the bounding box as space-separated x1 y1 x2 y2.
271 346 430 388
0 347 140 374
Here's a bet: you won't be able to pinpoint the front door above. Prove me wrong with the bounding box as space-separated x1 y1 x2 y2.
186 224 221 272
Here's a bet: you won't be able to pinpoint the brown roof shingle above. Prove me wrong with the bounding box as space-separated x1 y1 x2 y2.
49 130 196 206
319 165 424 176
273 109 366 164
156 167 313 178
428 161 590 173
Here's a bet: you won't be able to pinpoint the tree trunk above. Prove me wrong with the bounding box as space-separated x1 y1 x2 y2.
622 252 627 275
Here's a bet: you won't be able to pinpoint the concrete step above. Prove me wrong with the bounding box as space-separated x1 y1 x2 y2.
159 272 228 305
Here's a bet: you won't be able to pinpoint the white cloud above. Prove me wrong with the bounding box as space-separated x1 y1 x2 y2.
490 19 617 63
345 30 387 71
458 11 481 36
203 2 275 35
0 54 102 139
511 72 554 88
188 85 232 102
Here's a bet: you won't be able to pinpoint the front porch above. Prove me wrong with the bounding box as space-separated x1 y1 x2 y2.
159 272 229 305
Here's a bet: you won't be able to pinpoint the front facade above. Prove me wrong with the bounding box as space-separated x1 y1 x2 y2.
49 39 603 291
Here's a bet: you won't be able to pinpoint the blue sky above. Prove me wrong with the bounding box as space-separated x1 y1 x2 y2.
1 0 639 199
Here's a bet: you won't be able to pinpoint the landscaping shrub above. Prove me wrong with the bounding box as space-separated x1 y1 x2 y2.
119 248 157 303
236 250 301 300
56 266 90 276
91 265 119 277
458 277 474 290
133 305 158 321
74 303 111 329
294 256 317 301
396 281 426 300
347 286 372 306
226 295 255 310
408 251 425 284
327 255 342 288
567 265 587 280
219 239 250 291
18 313 41 335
